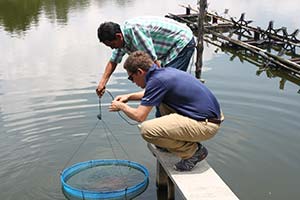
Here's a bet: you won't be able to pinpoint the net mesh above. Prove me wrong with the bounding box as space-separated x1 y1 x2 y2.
66 165 145 191
61 160 149 200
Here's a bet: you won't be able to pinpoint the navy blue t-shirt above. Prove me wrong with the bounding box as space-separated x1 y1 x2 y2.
141 65 221 121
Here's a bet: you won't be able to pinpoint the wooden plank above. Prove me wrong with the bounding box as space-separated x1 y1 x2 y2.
148 144 239 200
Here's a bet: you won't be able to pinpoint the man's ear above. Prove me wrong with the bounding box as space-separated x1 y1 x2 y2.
137 68 143 74
137 68 147 75
115 33 123 40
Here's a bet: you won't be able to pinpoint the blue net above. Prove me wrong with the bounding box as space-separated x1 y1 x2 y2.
61 159 149 200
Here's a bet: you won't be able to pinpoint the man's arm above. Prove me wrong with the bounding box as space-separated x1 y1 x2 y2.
109 91 152 122
110 103 152 122
114 91 145 102
96 61 118 97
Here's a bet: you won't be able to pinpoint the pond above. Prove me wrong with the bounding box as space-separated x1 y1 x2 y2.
0 0 300 199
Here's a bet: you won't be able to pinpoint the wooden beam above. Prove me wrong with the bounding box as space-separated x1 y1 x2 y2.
195 0 207 79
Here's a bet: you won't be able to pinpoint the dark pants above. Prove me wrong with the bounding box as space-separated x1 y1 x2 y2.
156 38 196 117
164 38 196 71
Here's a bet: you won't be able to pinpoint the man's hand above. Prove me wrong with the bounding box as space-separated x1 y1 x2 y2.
109 100 124 112
154 60 161 67
96 61 118 97
96 85 106 97
114 94 130 103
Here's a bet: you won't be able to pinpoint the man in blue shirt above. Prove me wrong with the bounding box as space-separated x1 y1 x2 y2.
109 51 223 171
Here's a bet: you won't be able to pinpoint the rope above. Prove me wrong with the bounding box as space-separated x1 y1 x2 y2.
105 90 139 126
61 119 100 172
101 119 131 160
59 90 149 199
61 89 137 177
101 119 130 191
98 90 141 191
97 97 102 120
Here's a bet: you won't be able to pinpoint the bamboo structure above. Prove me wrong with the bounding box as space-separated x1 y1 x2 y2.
166 5 300 77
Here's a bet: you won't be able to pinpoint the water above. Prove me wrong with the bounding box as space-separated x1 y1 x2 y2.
0 0 300 199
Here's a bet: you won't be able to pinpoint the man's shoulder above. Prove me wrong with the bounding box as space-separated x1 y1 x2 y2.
124 16 170 27
150 67 185 82
163 67 189 76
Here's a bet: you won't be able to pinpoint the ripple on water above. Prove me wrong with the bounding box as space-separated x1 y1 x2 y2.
205 68 300 199
0 86 104 199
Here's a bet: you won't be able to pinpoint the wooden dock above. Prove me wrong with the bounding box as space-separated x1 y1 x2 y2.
147 143 239 200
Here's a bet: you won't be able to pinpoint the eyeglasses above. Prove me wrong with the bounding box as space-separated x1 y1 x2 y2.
127 72 136 82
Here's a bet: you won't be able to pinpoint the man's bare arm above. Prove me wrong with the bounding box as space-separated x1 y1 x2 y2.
96 61 118 97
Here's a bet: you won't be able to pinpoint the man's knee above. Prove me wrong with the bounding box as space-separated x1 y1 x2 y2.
138 121 153 142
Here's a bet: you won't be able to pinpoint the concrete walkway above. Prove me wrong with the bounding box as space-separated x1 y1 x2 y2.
148 143 239 200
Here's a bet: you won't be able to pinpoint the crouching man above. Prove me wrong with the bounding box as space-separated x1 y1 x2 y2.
109 51 223 171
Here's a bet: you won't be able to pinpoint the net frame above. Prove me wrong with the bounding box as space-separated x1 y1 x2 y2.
61 159 149 200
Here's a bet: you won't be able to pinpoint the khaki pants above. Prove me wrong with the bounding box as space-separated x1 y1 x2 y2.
139 104 223 159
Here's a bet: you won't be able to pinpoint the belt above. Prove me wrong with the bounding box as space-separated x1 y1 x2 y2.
201 118 222 124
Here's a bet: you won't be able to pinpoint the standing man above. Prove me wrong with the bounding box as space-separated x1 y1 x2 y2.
109 51 223 171
96 16 195 97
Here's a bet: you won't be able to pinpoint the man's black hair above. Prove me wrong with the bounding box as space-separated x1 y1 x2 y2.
97 22 121 42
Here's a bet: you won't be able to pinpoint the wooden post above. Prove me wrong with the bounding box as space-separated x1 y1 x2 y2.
156 161 168 188
195 0 207 79
167 178 175 200
186 6 191 15
254 30 260 40
156 161 174 200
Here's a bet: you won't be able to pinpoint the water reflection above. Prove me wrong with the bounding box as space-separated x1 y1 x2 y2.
205 34 300 94
256 67 300 93
217 45 300 94
0 0 41 34
0 0 90 35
